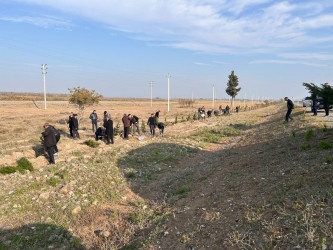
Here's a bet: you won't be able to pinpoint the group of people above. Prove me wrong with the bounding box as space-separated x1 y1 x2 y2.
95 110 165 143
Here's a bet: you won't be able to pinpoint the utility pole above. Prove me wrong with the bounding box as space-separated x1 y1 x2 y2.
244 93 246 106
148 81 155 107
41 64 47 110
167 73 171 112
212 84 215 108
191 89 194 102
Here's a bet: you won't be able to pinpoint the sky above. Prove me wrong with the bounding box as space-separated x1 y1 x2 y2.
0 0 333 100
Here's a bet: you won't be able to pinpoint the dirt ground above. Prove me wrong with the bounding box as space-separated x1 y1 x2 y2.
1 99 332 249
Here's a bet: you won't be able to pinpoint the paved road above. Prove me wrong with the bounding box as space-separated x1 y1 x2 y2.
304 107 333 127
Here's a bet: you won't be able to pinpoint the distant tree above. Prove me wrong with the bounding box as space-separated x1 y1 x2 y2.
226 70 241 107
68 87 103 119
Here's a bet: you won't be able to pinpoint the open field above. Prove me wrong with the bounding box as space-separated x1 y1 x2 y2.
0 99 333 249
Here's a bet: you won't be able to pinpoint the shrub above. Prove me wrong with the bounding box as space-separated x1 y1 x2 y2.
300 142 311 150
17 157 34 172
114 122 120 135
318 141 332 149
323 124 328 132
186 115 191 121
84 139 100 148
141 120 146 132
46 177 59 187
175 115 178 124
292 131 296 137
193 113 197 120
324 155 332 163
305 129 314 141
0 166 18 175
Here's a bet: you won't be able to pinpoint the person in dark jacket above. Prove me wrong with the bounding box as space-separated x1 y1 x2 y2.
157 122 165 136
95 126 106 141
67 112 74 137
284 97 294 122
155 110 160 119
225 105 230 114
72 114 80 139
207 110 212 118
42 123 57 164
130 114 141 136
122 113 131 139
323 83 331 116
147 113 157 135
89 110 98 133
104 116 114 144
103 111 111 123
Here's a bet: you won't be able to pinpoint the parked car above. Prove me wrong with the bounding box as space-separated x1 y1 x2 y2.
303 97 311 107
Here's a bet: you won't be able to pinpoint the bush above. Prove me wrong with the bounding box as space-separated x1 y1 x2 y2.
318 141 332 149
175 115 178 124
186 115 191 121
0 166 18 175
114 122 120 135
84 139 100 148
305 129 314 141
141 120 146 132
300 142 311 150
17 157 34 172
193 113 197 120
0 158 34 175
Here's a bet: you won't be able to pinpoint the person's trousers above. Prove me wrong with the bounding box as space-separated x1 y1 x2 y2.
285 109 293 121
324 103 330 116
124 127 130 139
133 123 141 135
106 134 114 144
47 146 55 164
150 125 155 135
92 120 98 132
73 129 80 139
313 105 317 115
69 127 73 137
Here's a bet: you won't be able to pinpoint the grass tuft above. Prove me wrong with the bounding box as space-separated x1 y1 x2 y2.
84 139 100 148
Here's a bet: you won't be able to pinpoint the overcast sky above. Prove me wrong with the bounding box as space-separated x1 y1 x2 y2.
0 0 333 99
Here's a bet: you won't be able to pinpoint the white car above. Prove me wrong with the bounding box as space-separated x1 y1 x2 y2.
303 97 312 107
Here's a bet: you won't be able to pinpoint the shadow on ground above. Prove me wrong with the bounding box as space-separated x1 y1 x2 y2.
0 223 85 249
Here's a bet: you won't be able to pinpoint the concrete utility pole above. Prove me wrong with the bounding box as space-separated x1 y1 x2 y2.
192 89 194 102
149 81 155 107
212 84 215 108
167 73 171 112
41 64 48 110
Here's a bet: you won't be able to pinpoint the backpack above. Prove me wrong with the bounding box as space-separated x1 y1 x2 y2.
50 126 61 142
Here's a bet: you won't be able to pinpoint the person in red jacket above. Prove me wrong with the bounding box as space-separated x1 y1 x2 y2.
42 123 57 165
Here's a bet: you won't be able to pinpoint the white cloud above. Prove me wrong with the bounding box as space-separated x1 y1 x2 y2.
7 0 333 54
251 59 330 67
0 15 73 29
279 53 333 61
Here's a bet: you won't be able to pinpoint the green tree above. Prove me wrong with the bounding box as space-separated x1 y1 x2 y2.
68 87 103 119
226 70 241 107
303 82 333 105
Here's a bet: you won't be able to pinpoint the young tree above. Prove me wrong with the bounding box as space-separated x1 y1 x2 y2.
68 87 103 120
303 82 333 104
226 70 241 107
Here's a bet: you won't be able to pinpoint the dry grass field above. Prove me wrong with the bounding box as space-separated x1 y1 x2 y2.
0 99 332 249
